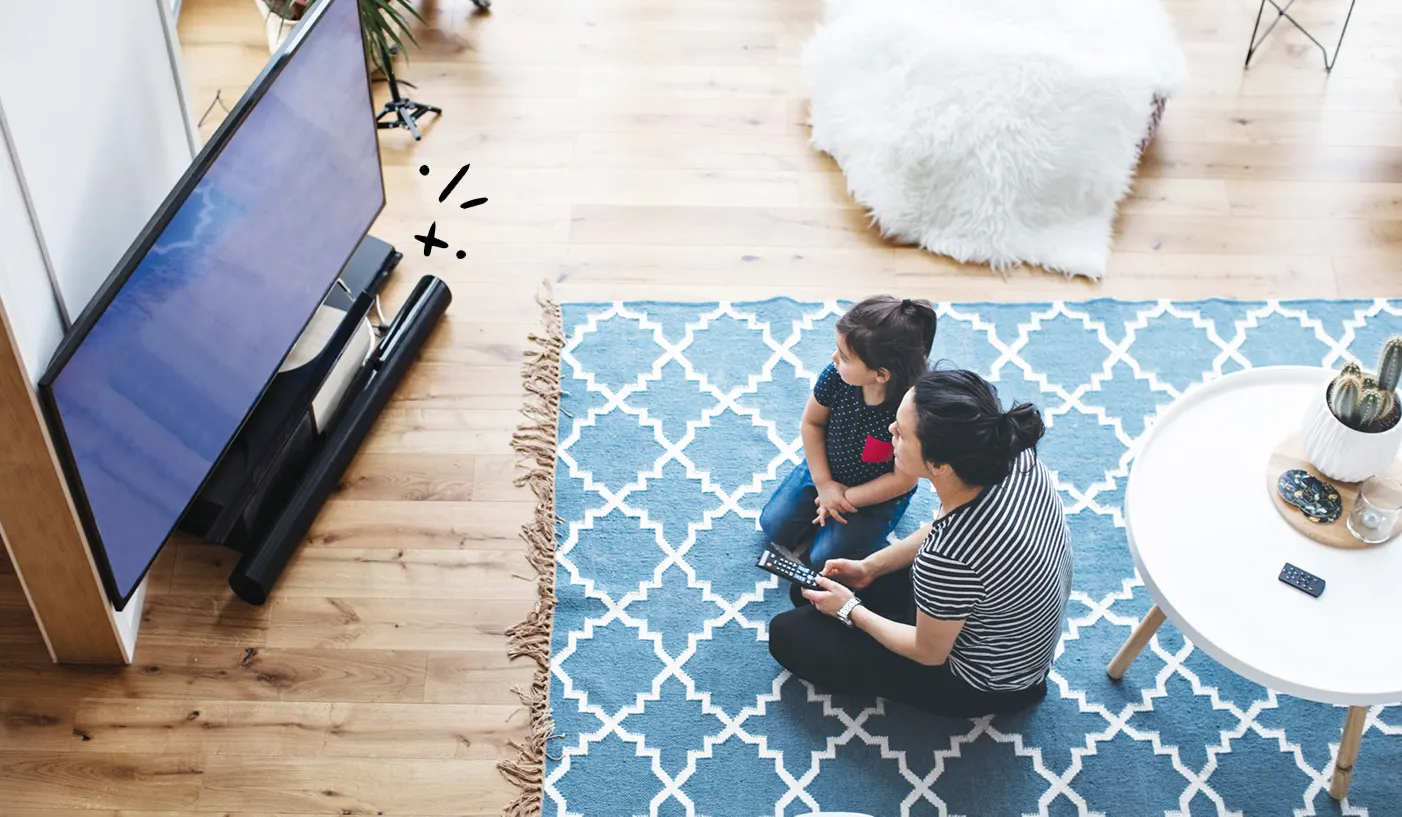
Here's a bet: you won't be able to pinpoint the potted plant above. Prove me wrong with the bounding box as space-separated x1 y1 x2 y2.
253 0 422 73
1302 336 1402 482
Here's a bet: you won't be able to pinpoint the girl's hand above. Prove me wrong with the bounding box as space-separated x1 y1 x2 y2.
821 558 875 590
802 575 855 616
814 481 857 524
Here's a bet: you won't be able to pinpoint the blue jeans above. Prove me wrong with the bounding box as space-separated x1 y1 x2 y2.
759 461 914 568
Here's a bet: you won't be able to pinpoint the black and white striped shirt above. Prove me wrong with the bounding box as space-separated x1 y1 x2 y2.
911 449 1072 692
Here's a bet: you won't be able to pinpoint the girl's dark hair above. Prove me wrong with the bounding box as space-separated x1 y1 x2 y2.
910 366 1045 487
836 295 938 405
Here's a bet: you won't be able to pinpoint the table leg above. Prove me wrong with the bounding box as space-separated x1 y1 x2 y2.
1106 604 1166 680
1329 706 1369 800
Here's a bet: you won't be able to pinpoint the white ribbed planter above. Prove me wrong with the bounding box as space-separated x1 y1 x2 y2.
1302 384 1402 483
252 0 297 54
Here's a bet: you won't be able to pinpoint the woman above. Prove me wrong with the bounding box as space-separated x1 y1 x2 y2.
767 367 1072 718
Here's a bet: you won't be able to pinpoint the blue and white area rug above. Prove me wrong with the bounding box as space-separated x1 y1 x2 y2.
545 298 1402 817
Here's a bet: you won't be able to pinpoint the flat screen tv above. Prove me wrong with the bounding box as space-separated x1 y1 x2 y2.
37 0 385 611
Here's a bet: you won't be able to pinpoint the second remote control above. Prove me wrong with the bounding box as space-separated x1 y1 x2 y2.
1279 563 1325 597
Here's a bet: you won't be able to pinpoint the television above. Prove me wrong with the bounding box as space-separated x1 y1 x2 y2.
37 0 385 611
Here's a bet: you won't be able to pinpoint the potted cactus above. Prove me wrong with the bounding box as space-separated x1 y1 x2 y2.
1302 336 1402 482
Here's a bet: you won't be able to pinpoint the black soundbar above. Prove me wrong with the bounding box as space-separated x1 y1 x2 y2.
228 275 453 605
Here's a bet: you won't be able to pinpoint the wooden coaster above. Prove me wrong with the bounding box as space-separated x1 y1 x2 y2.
1267 432 1402 549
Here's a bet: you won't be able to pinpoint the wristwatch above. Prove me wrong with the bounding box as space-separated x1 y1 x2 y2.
836 596 863 628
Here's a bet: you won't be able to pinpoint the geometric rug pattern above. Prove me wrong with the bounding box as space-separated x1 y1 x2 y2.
545 298 1402 817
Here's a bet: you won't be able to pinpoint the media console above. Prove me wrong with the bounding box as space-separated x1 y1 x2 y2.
175 234 451 605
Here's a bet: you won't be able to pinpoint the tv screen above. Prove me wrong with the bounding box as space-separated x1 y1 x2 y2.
38 0 384 609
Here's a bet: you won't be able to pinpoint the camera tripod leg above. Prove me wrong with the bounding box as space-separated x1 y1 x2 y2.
401 106 421 140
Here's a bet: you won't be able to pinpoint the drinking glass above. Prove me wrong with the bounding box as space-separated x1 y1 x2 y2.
1347 476 1402 544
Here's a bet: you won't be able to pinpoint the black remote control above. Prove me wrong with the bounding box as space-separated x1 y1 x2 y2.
756 550 822 590
1279 563 1325 597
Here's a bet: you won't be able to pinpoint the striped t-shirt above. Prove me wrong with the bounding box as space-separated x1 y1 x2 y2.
912 449 1072 692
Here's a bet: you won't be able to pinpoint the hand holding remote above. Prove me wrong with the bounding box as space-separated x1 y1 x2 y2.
803 574 855 617
821 558 874 590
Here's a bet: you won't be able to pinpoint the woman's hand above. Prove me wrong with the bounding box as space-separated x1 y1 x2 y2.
821 558 875 590
802 575 855 616
814 481 857 525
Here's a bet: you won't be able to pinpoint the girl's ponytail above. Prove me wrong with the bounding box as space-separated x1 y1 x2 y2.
836 295 939 404
901 298 938 358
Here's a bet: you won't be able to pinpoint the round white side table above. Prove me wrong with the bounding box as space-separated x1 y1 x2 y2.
1107 365 1402 801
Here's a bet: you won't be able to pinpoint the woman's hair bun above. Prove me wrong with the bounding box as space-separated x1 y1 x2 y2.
1002 402 1045 454
911 367 1044 486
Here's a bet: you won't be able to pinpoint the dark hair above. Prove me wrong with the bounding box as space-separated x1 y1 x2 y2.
836 296 938 405
909 366 1044 487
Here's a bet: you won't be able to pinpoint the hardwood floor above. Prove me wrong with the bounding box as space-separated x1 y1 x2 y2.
3 0 1401 812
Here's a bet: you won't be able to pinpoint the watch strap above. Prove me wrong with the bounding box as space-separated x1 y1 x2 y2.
837 597 862 627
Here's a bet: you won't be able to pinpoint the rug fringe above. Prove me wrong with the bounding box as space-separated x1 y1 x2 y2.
498 280 565 817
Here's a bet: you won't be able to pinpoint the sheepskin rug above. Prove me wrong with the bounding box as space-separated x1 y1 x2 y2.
801 0 1188 278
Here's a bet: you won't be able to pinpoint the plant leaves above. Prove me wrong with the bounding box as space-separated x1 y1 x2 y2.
359 0 420 71
390 0 425 24
377 1 418 41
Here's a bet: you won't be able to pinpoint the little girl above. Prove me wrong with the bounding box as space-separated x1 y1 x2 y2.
760 295 938 568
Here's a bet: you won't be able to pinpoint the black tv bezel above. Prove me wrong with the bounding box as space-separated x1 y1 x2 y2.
35 0 388 612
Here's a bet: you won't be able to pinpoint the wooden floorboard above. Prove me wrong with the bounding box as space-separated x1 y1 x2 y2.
3 0 1402 811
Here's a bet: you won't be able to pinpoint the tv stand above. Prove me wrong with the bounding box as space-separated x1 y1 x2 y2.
177 234 452 605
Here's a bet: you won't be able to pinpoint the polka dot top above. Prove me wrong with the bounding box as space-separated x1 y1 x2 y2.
813 362 901 487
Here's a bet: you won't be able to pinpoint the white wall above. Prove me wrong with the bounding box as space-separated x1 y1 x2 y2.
0 110 64 382
0 0 196 662
0 0 196 326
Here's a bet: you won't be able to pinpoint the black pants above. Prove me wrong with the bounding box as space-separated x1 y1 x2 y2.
770 570 1047 718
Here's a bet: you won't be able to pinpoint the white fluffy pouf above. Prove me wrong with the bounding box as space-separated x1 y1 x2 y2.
801 0 1188 278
